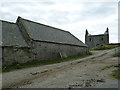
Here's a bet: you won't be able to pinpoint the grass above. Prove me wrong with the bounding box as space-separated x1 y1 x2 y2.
112 52 120 57
2 52 92 72
90 45 119 51
100 64 120 80
101 65 114 71
112 50 120 57
109 70 120 80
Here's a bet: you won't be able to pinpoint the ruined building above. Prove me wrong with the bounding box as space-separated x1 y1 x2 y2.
1 17 88 66
85 28 109 49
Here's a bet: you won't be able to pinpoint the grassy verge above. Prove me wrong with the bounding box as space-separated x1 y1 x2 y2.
2 52 92 72
90 45 119 51
109 70 120 80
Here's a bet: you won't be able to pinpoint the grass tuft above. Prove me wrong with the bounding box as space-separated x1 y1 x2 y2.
101 65 114 71
109 70 120 80
112 50 120 57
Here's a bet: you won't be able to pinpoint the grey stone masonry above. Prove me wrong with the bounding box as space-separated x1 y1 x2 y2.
2 16 88 66
85 28 109 49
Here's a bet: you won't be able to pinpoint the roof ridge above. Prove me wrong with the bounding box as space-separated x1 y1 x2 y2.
0 20 15 24
18 17 70 33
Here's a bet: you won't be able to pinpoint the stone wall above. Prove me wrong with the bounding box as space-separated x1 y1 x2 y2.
2 47 34 66
0 47 2 59
2 41 87 66
32 41 87 61
0 47 2 68
85 34 109 49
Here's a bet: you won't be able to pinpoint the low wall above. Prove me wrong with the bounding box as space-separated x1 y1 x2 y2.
2 41 88 66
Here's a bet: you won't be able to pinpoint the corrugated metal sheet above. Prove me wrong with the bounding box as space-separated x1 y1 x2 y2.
21 18 86 46
2 21 28 47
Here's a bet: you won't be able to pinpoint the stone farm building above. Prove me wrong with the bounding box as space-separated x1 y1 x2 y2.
85 28 109 49
1 17 88 66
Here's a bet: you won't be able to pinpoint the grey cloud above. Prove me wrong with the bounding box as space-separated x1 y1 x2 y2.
39 1 55 5
43 2 117 25
0 1 118 43
72 2 117 21
45 11 70 25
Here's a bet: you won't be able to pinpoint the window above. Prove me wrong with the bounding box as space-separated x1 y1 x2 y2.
96 44 99 46
90 38 91 41
101 38 103 41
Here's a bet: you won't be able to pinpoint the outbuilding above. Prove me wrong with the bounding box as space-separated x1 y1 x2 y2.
2 17 88 66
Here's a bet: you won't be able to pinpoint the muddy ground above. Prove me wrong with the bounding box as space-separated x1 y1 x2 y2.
2 48 119 88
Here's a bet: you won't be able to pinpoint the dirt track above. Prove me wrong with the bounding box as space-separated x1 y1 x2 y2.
2 48 119 88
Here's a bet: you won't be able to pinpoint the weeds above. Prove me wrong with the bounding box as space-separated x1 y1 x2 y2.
100 64 120 80
109 70 120 80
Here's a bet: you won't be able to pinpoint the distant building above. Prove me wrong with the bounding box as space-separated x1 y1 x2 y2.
1 16 88 66
85 28 109 49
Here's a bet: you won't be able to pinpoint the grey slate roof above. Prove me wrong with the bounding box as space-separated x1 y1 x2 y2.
20 18 86 46
2 20 28 47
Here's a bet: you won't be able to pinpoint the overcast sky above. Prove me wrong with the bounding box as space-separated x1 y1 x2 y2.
0 0 119 43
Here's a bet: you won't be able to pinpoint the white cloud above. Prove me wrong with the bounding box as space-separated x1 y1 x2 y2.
0 0 118 43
